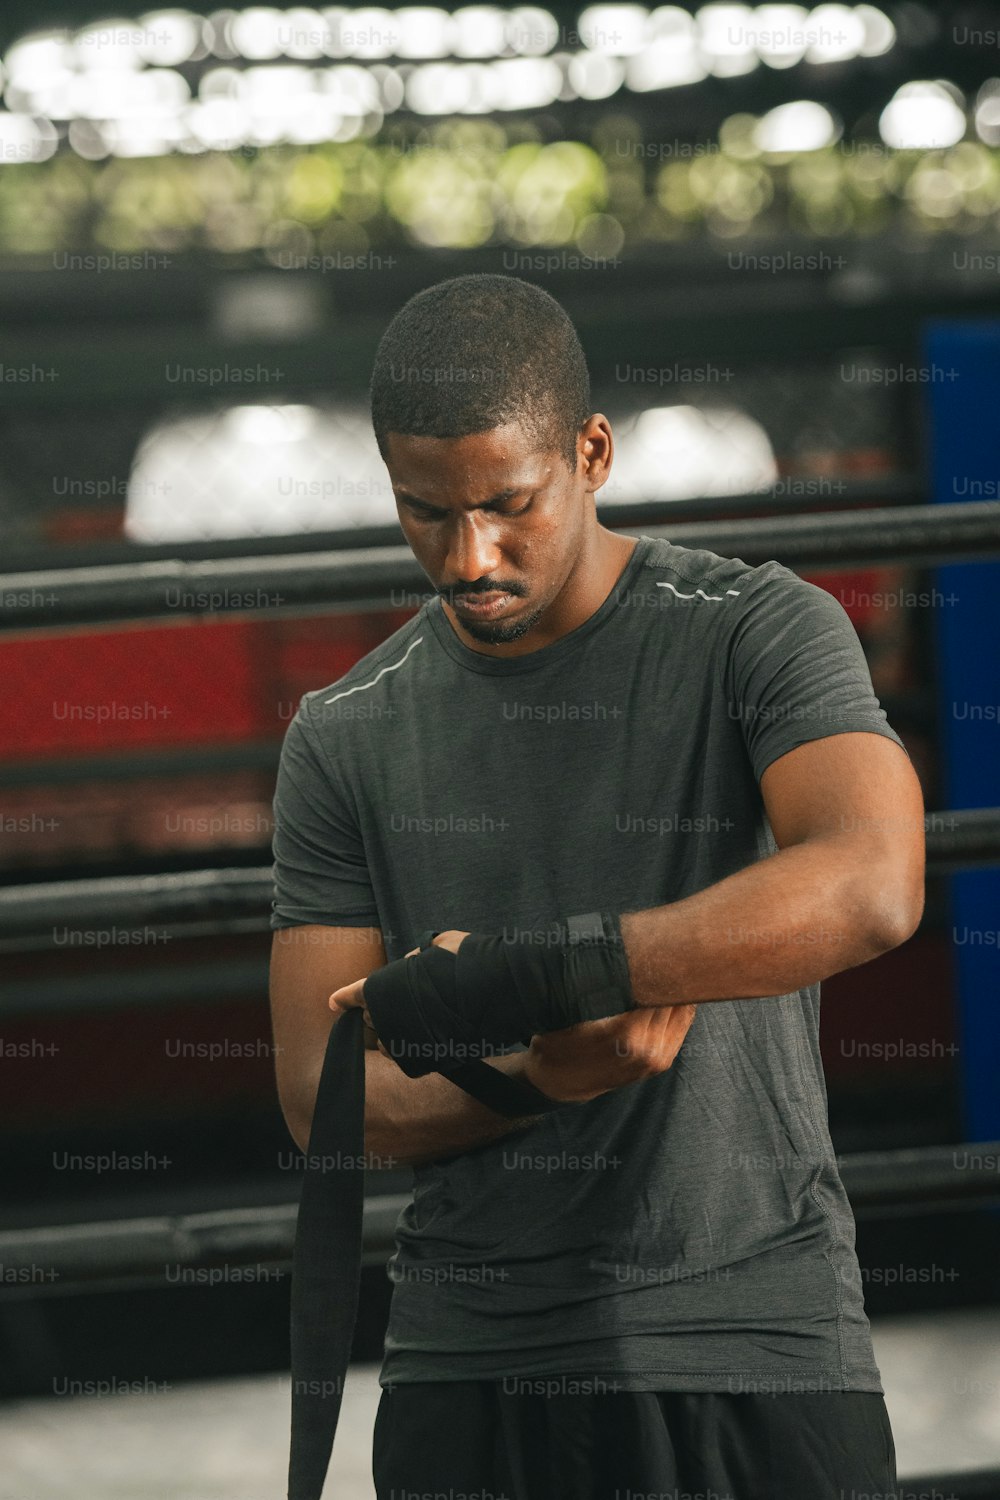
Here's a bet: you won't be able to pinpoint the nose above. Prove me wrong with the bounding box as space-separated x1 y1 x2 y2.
443 514 503 589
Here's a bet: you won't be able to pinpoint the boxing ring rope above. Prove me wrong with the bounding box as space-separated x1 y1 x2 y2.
0 1141 998 1302
0 805 994 958
1 498 999 630
0 476 925 576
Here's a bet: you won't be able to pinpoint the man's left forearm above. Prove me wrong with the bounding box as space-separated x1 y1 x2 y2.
619 835 919 1008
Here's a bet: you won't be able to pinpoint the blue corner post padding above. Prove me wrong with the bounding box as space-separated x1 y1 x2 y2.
923 319 1000 1142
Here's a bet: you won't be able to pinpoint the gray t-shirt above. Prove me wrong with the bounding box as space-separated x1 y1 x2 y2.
271 534 906 1395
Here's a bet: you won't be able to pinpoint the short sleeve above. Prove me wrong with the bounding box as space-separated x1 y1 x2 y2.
270 694 380 929
724 565 909 786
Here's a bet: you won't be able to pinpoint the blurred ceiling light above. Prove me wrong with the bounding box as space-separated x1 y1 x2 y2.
396 7 451 57
406 60 475 111
239 70 322 141
854 4 895 56
0 111 58 162
803 3 865 62
66 71 109 116
249 115 294 144
74 17 147 69
506 6 559 56
330 113 364 138
578 5 648 55
125 404 394 541
203 7 240 59
607 404 777 502
136 10 205 64
230 6 286 59
371 62 405 107
318 6 399 60
975 81 1000 146
315 7 348 57
755 99 838 151
625 41 706 88
6 75 72 116
879 81 967 150
695 4 759 77
71 69 189 118
288 99 343 138
150 67 192 104
239 63 315 99
278 7 326 58
452 6 507 57
185 95 250 146
319 64 380 111
0 0 908 158
449 61 498 110
239 75 342 141
225 403 317 442
492 55 563 105
751 4 808 68
342 8 400 58
626 7 704 89
199 65 242 96
105 117 182 154
648 5 697 43
71 66 190 119
5 31 75 89
552 50 579 99
68 117 111 156
568 50 625 98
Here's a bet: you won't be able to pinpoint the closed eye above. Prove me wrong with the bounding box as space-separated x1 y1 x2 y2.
406 498 533 519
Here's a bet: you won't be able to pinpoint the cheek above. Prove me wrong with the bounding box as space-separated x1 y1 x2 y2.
526 510 578 566
400 519 437 554
512 532 567 596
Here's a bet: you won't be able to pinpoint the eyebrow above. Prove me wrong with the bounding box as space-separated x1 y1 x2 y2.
396 488 524 511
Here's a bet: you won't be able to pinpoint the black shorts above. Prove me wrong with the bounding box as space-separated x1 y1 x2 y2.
372 1379 898 1500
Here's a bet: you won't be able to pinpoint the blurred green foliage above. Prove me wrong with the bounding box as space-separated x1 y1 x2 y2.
1 118 998 259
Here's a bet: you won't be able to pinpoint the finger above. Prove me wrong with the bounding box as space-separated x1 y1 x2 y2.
432 930 470 954
329 979 366 1010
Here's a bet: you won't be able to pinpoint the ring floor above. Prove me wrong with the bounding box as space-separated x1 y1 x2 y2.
2 1305 998 1499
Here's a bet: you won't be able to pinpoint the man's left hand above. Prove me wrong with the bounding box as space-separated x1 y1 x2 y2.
329 931 470 1054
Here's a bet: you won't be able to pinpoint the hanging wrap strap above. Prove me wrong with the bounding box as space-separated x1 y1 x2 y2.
286 913 631 1498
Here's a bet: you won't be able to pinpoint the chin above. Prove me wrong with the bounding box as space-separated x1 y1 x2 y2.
462 607 542 645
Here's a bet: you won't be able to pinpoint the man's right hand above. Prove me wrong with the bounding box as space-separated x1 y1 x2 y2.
519 1002 699 1104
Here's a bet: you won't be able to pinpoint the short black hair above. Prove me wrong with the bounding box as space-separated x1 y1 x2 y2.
369 274 591 473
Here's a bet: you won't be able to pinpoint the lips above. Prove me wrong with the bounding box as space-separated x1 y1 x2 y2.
453 592 512 616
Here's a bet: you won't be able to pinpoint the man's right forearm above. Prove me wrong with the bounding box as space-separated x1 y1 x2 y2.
365 1049 547 1168
287 1047 548 1168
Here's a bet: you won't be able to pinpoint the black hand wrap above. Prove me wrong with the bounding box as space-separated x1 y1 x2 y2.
363 911 634 1081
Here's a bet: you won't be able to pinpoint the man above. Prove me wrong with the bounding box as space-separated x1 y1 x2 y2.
270 273 923 1498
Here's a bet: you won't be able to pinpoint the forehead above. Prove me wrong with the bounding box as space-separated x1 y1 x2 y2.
383 422 558 505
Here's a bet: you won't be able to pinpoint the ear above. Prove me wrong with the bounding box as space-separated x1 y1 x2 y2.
579 415 613 491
